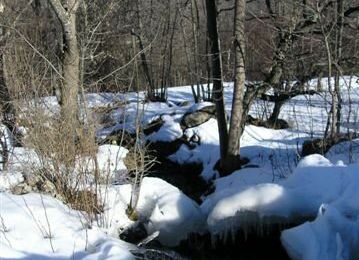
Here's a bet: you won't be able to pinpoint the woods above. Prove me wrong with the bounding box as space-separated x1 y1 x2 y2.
0 0 359 259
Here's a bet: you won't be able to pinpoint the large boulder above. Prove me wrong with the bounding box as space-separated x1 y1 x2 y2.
180 104 216 129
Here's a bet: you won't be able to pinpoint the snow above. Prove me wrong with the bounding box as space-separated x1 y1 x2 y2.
281 205 359 260
169 118 220 180
146 115 183 142
0 192 135 259
325 138 359 165
0 171 23 191
1 76 359 259
96 145 128 182
205 154 359 243
102 177 205 247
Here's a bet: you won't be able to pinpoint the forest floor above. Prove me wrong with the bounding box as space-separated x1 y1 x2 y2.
1 76 359 259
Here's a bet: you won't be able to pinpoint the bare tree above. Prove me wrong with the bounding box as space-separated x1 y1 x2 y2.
205 0 229 165
223 0 246 174
48 0 80 125
0 0 17 133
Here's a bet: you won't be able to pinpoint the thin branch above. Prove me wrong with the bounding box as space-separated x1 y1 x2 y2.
1 25 64 79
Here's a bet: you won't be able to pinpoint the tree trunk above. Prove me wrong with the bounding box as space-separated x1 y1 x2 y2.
222 0 246 174
62 14 80 125
0 8 16 134
48 0 80 126
334 0 344 134
191 0 202 101
268 100 285 124
205 0 228 161
0 40 16 133
240 27 295 139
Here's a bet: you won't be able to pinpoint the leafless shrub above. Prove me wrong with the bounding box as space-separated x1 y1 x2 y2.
4 42 105 222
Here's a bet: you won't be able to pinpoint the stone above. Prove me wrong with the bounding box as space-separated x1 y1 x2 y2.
143 117 164 136
180 105 216 129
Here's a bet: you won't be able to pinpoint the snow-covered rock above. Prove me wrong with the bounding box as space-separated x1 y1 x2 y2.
281 204 359 260
146 115 182 142
103 177 205 247
204 154 359 247
0 171 24 191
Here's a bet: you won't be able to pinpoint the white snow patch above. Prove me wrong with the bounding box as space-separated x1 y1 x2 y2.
0 192 134 259
96 144 128 182
146 115 182 142
326 138 359 165
205 155 358 238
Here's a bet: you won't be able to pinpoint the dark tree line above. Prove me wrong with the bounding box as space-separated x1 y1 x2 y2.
0 0 358 173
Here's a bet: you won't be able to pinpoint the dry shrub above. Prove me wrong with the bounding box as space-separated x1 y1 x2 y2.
19 104 103 219
5 42 104 221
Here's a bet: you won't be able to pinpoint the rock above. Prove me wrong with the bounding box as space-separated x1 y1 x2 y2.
176 100 191 107
302 138 329 156
214 156 250 177
11 183 32 195
246 115 290 129
130 248 186 260
143 117 164 136
246 115 263 126
101 129 136 147
267 119 290 129
302 132 358 156
119 222 148 244
180 105 216 129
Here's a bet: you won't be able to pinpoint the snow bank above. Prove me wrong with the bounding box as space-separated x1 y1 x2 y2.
205 154 359 245
169 118 220 180
141 177 205 246
146 115 182 142
325 138 359 165
281 204 359 260
0 192 134 259
103 177 205 247
6 145 128 184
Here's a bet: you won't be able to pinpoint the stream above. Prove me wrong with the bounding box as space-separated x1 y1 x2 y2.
128 157 292 259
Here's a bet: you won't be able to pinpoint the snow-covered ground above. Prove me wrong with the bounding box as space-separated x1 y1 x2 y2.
1 76 359 259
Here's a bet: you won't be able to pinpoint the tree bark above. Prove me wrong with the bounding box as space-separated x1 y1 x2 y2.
0 4 16 133
334 0 344 134
0 37 16 133
222 0 246 173
48 0 80 126
205 0 228 161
